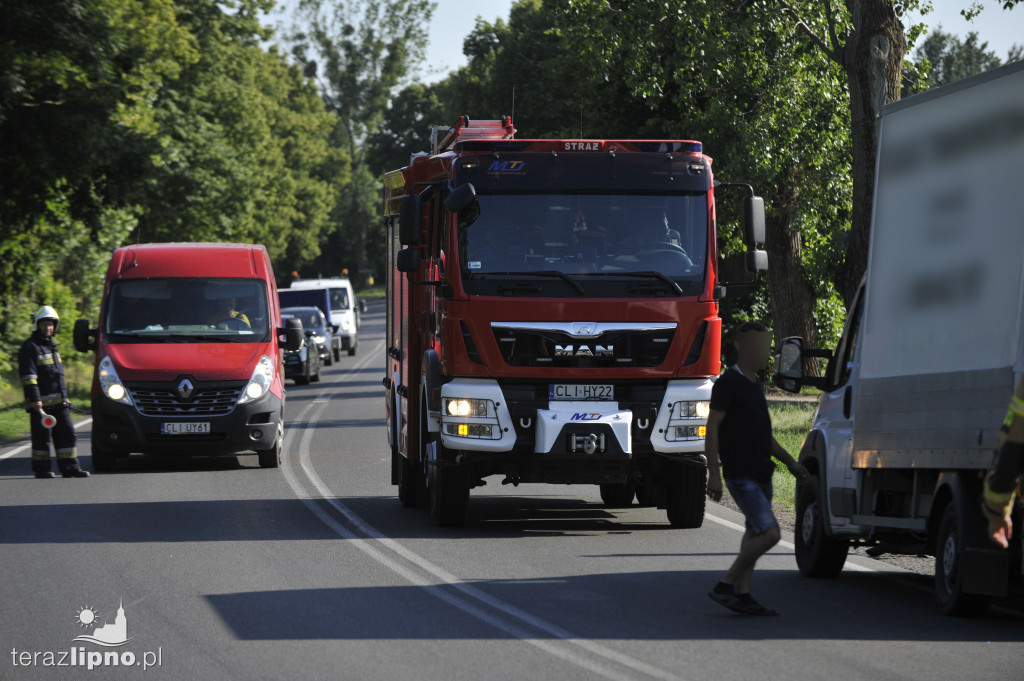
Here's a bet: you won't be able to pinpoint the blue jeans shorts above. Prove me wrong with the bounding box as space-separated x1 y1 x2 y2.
725 477 779 535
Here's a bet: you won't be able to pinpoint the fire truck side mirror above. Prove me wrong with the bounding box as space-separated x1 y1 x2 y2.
399 194 422 246
444 183 477 212
742 195 765 248
396 248 421 273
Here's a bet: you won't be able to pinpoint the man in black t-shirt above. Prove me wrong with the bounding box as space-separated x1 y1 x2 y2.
705 321 808 616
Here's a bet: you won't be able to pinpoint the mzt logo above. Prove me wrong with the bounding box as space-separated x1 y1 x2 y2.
8 599 163 671
487 160 526 173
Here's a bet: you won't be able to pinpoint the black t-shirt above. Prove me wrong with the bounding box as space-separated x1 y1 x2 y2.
709 366 775 482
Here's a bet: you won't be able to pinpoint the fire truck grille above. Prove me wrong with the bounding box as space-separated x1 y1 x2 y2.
492 327 676 368
128 385 243 416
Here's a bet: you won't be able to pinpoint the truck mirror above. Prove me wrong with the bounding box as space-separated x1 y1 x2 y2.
445 183 480 229
399 194 422 246
73 318 96 352
745 248 768 274
772 337 805 393
280 318 303 352
742 196 765 248
396 248 421 273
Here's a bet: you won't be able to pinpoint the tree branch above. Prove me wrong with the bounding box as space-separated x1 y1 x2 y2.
775 0 844 67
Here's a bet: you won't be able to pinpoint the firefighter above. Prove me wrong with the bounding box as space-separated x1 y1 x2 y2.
982 375 1024 548
18 306 89 478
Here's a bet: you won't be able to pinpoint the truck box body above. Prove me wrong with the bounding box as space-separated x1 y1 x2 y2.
76 242 295 470
853 61 1024 471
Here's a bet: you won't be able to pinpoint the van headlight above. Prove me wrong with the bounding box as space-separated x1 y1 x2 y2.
98 356 132 405
239 354 274 404
342 319 352 332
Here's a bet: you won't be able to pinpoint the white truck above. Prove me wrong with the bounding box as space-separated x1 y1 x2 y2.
774 58 1024 616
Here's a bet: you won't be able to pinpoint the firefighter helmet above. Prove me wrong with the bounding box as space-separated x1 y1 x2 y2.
33 306 60 333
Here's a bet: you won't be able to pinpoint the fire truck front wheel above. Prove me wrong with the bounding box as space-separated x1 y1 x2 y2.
429 464 470 527
666 463 707 528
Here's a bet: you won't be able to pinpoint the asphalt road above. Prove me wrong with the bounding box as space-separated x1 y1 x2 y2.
2 304 1021 681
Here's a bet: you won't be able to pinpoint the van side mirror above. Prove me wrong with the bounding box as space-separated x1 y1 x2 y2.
773 337 805 393
331 323 340 333
396 248 421 273
399 194 422 246
73 319 96 352
742 195 765 248
280 318 303 352
358 300 367 313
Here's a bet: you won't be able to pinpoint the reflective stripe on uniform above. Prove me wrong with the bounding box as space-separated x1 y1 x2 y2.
31 450 51 461
23 378 38 386
21 373 37 382
56 448 78 459
40 394 63 406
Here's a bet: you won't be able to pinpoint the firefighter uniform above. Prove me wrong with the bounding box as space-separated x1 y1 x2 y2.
982 375 1024 539
18 306 88 478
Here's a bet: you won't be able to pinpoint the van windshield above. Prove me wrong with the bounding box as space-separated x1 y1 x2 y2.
104 278 270 343
328 288 350 311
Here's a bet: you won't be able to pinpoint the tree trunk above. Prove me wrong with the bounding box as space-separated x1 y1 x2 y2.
835 0 906 307
763 162 820 365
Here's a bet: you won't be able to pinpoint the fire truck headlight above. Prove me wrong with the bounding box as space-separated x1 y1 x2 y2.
445 398 490 417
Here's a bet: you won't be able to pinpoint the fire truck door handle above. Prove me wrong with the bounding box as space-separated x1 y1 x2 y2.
388 347 401 360
382 376 392 389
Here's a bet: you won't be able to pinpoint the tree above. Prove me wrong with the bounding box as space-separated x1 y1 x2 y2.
289 0 436 284
903 27 1004 95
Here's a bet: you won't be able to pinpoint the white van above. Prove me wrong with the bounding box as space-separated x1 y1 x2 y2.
288 277 363 356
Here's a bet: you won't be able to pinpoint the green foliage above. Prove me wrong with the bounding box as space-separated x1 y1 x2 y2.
903 27 1005 96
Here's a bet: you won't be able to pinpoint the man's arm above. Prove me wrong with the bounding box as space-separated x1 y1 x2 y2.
771 437 810 480
705 409 726 501
18 342 42 410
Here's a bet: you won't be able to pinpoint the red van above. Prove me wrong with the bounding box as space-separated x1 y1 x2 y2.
74 243 302 472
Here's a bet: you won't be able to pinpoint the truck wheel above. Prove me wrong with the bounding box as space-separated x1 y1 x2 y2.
348 341 358 357
666 463 706 528
91 439 116 473
333 349 341 362
323 352 333 367
294 372 310 385
795 476 848 578
934 504 991 617
397 452 420 508
429 464 469 527
599 481 636 507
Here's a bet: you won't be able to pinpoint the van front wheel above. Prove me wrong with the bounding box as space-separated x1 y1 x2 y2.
258 432 282 469
934 504 990 617
794 476 848 578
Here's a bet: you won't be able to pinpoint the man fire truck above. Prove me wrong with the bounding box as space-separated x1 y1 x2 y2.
382 116 767 526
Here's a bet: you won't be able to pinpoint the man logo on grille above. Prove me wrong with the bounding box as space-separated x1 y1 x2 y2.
177 378 195 400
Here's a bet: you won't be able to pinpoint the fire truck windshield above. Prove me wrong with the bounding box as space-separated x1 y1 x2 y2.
458 192 708 297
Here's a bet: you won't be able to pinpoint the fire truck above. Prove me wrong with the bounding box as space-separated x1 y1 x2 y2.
382 117 767 526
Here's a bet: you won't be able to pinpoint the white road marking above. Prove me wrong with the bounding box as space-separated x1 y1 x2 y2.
280 339 683 681
0 417 93 461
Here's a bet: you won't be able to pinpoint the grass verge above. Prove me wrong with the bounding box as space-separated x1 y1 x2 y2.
765 401 817 513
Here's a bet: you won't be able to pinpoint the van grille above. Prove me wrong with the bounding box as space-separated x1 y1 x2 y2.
128 384 244 417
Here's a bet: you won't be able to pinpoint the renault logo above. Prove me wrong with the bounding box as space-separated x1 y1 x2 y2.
177 378 195 400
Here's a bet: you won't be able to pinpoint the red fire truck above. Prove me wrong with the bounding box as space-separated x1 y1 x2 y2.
382 117 767 526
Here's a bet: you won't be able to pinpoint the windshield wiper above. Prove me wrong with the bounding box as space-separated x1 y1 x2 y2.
108 333 169 342
584 271 684 296
479 271 585 295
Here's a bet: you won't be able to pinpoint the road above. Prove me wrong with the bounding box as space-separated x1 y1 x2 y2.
2 303 1021 681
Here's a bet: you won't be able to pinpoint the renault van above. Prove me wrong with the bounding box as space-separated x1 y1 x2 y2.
74 243 302 472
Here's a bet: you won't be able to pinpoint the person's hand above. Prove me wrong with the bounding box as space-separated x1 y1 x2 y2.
988 516 1013 549
789 462 811 481
31 401 43 412
707 475 723 502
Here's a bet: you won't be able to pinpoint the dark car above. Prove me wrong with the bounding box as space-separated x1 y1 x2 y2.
280 311 322 385
281 306 333 368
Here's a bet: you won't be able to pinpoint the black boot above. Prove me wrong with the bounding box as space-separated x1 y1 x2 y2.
62 468 90 478
35 471 56 479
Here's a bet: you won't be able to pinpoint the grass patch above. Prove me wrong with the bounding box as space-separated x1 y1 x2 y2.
767 401 818 512
356 285 386 300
